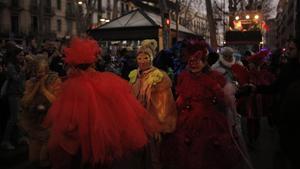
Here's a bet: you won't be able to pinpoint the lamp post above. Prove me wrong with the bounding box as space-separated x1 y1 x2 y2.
176 0 179 41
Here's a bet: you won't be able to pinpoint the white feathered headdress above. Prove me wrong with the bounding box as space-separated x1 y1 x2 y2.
137 39 158 61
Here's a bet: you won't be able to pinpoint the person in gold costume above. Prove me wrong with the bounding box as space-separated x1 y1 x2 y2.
20 57 61 168
129 40 177 169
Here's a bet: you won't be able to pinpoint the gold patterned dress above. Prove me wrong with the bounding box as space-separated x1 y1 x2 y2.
129 67 177 169
129 67 177 133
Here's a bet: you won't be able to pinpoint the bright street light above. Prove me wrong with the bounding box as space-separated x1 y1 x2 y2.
254 15 259 19
105 19 110 22
78 1 83 5
100 18 106 22
235 16 239 20
245 15 250 19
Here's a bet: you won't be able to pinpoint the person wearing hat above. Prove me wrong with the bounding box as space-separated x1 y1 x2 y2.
170 39 242 169
129 39 177 169
44 37 160 169
212 47 236 81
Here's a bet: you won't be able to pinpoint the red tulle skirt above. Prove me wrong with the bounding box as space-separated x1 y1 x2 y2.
44 70 160 164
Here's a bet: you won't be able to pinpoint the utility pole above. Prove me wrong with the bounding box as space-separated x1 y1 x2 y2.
205 0 218 50
159 0 169 49
175 0 179 41
38 0 44 46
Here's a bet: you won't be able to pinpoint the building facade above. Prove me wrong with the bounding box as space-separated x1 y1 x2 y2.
0 0 79 43
0 0 134 44
275 0 299 47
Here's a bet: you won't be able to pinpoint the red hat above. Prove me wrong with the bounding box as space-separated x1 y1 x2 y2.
64 37 101 65
184 39 208 61
231 63 250 85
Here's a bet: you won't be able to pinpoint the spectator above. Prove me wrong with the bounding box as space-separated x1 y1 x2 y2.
0 42 26 150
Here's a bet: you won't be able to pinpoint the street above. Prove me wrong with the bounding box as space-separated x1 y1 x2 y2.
0 117 289 169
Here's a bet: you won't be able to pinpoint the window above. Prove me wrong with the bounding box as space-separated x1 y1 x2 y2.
44 18 51 33
66 2 72 11
57 0 61 10
67 20 72 34
121 2 125 14
46 0 51 6
98 0 102 12
11 0 19 7
31 0 38 6
125 4 129 11
57 19 62 32
44 0 51 12
11 15 19 34
31 16 38 32
107 0 111 10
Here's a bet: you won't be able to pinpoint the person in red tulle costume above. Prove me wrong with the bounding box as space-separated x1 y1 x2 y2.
43 37 160 169
164 40 242 169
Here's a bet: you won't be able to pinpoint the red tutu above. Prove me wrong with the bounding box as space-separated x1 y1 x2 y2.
44 69 160 164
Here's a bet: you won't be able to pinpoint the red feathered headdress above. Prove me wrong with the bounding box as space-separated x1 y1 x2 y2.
64 37 101 65
246 49 269 65
183 39 208 61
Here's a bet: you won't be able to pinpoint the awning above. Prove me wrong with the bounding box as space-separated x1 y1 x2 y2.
89 9 195 41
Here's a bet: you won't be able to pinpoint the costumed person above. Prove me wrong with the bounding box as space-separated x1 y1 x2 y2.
243 49 272 145
129 39 177 169
212 48 246 131
44 37 160 169
212 47 253 169
171 40 242 169
20 57 61 168
211 47 242 137
1 43 26 150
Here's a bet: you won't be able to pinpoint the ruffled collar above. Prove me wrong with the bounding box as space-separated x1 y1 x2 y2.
219 55 235 68
138 67 155 76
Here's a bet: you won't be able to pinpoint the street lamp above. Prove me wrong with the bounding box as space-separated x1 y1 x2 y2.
78 1 83 5
100 18 106 22
235 16 239 20
105 19 110 23
245 15 250 19
254 15 259 20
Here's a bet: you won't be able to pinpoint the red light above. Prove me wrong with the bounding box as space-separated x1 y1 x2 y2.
166 19 170 25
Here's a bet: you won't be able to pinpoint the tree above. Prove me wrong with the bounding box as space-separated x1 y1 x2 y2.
75 0 98 35
205 0 218 49
225 0 274 19
177 0 203 26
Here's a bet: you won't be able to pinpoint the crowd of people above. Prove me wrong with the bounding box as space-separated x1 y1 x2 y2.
0 36 299 169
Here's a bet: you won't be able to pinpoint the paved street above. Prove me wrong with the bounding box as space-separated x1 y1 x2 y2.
0 117 290 169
